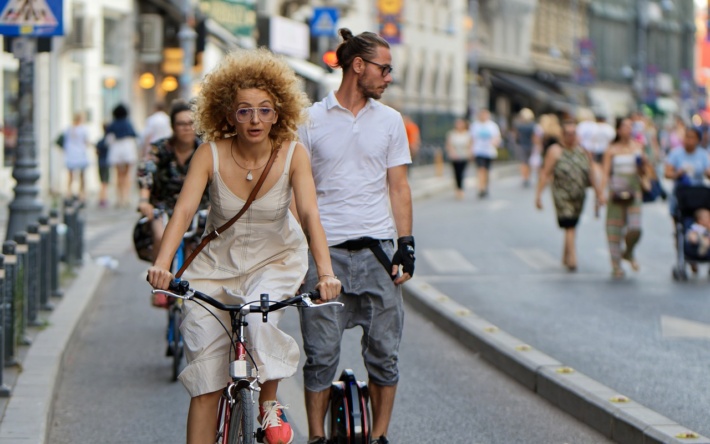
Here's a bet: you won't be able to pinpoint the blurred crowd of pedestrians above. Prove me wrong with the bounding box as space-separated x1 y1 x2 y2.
443 105 710 279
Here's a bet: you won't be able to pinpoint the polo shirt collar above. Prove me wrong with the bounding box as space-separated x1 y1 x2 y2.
325 91 380 113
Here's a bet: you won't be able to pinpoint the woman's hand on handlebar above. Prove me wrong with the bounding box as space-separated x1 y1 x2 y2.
315 275 341 302
147 265 174 290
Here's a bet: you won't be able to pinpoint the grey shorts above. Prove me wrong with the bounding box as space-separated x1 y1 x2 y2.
299 240 404 392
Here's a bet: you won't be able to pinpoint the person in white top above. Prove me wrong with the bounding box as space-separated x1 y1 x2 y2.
592 115 616 179
469 108 501 198
141 102 173 154
62 112 91 202
576 109 597 155
297 28 413 444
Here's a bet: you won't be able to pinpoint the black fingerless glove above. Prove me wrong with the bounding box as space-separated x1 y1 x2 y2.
391 236 415 278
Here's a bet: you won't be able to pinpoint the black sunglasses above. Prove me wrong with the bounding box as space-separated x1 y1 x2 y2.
360 58 393 77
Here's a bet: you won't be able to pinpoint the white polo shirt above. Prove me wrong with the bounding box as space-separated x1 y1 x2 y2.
298 91 411 246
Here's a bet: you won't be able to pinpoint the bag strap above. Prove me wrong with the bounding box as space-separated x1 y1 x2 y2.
175 146 280 278
367 241 396 281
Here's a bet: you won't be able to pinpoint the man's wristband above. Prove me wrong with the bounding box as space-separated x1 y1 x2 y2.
398 235 415 247
139 197 149 203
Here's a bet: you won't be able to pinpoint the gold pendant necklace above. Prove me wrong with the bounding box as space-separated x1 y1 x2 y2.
230 138 270 181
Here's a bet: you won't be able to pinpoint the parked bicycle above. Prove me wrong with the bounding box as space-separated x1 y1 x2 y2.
152 279 342 444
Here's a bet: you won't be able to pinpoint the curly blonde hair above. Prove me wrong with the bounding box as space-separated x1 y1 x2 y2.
193 48 310 143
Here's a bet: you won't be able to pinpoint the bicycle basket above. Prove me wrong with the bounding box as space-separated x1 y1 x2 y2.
133 217 154 263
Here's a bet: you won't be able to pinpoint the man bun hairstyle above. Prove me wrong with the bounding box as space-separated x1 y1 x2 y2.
334 28 390 72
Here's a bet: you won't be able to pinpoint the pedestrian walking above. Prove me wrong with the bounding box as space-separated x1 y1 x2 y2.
141 102 173 155
535 120 602 271
445 117 472 199
601 117 647 279
62 112 91 203
513 108 537 188
105 104 139 208
297 28 414 444
95 123 110 208
146 48 341 444
668 115 686 152
470 108 501 198
539 113 562 157
403 114 421 166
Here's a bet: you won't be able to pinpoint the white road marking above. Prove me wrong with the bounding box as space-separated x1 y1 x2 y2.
661 315 710 340
421 248 478 274
512 248 560 270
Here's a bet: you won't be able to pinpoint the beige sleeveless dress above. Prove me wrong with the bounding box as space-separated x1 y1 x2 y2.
178 140 308 397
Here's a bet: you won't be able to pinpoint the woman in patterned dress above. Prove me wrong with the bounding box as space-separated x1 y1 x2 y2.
601 117 647 278
535 120 603 271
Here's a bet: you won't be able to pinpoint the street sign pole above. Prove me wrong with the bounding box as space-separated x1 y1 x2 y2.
5 37 41 241
0 0 63 240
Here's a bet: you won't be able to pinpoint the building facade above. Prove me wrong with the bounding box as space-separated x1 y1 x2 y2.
586 0 695 118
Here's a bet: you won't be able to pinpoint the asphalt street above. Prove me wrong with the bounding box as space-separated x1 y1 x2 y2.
414 174 710 437
46 200 610 443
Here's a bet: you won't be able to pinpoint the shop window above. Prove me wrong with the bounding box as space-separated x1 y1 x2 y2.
103 17 123 66
102 79 122 124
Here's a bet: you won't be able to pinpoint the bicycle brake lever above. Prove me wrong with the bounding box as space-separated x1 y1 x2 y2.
151 289 191 300
302 297 343 309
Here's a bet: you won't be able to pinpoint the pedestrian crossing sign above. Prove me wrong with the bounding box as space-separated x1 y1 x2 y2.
310 7 338 37
0 0 63 36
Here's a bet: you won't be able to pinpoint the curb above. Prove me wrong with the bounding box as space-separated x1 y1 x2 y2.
402 277 710 444
0 255 107 444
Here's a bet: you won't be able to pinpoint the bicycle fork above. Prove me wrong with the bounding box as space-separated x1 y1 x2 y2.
217 323 260 443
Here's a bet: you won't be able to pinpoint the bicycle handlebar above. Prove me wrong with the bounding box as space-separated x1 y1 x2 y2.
151 278 342 322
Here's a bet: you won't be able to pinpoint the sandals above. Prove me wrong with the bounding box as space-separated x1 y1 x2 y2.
612 266 625 279
621 252 640 272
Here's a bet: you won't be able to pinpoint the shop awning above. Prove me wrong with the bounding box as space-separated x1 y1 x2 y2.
490 71 576 113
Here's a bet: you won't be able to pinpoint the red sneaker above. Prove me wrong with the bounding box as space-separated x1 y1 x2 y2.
259 401 293 444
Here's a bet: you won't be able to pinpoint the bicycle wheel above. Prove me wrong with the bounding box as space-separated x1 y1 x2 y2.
227 387 254 444
170 305 183 381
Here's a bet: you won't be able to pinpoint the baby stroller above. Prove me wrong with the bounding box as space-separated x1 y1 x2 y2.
672 185 710 281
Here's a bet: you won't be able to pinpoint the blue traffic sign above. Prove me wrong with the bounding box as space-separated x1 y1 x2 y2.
311 7 338 37
0 0 63 37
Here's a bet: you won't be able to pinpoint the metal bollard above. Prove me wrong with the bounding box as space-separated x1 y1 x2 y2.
13 232 31 346
0 255 11 397
2 241 18 367
38 216 52 310
63 198 76 269
49 209 63 298
74 200 85 266
26 224 42 326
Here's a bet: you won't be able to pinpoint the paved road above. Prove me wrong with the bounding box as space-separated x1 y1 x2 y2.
47 205 609 443
413 175 710 437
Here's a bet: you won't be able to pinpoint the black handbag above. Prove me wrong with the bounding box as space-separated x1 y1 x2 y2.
132 217 154 262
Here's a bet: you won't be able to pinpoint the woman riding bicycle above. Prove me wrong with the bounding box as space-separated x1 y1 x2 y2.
137 100 208 265
146 48 341 444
